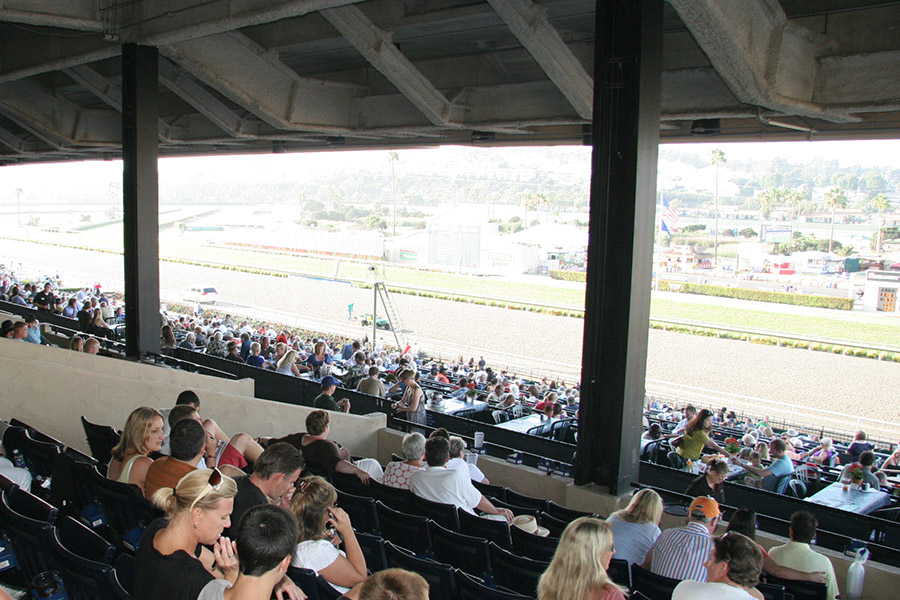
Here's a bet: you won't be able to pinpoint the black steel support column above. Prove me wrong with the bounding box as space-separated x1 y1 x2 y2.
573 0 662 494
122 43 160 358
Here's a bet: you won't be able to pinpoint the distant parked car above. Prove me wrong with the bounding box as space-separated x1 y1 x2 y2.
183 286 218 305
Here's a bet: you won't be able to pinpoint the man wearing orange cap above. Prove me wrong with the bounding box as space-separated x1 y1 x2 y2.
643 496 720 582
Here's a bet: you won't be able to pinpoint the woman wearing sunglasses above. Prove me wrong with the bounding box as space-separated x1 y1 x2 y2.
538 517 626 600
135 468 239 600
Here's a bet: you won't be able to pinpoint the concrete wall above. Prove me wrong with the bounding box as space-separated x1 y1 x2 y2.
0 339 385 458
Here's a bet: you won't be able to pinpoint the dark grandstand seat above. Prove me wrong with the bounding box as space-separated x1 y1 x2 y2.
336 490 379 534
756 582 787 600
0 472 18 495
607 557 631 588
52 447 101 513
545 500 594 522
1 426 29 467
765 574 828 600
458 509 512 550
473 479 507 502
413 495 461 531
81 416 121 466
488 541 547 597
375 501 432 556
490 497 540 519
355 531 388 573
505 489 549 512
0 487 58 578
641 439 669 465
331 470 372 497
48 516 116 600
455 570 531 600
108 553 134 600
510 523 559 562
549 418 574 442
370 479 416 513
20 430 62 499
286 566 343 600
537 511 568 537
526 423 552 437
90 466 161 552
429 520 491 580
384 541 455 600
631 564 680 600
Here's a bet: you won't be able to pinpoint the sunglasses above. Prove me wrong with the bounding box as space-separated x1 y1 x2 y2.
188 468 223 511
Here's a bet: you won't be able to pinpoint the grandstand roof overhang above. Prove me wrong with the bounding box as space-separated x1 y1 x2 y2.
1 0 899 165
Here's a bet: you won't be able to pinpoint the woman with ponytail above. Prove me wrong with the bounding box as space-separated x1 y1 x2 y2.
134 469 239 600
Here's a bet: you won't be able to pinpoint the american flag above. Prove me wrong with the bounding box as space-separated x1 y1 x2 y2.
661 198 679 233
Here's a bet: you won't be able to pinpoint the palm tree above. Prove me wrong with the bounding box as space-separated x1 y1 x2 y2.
870 193 891 254
758 188 778 220
825 187 848 254
711 149 726 265
784 188 806 236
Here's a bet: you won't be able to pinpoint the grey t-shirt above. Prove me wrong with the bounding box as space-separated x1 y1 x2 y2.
197 579 230 600
606 513 661 566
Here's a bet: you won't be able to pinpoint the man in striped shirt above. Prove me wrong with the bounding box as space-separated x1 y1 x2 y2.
643 496 720 582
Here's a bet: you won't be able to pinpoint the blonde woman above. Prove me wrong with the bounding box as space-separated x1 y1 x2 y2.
290 476 367 595
107 407 164 492
276 349 302 377
134 469 240 600
606 488 662 566
538 517 626 600
69 335 84 352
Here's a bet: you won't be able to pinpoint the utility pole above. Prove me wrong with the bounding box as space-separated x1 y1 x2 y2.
389 151 398 237
711 149 726 265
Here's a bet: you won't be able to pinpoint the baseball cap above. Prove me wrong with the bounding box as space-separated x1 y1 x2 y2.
320 375 339 387
689 496 720 520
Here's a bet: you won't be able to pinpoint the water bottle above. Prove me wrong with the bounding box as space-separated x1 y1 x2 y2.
845 547 868 600
31 571 67 600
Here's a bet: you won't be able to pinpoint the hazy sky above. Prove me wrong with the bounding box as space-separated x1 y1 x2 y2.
0 139 897 202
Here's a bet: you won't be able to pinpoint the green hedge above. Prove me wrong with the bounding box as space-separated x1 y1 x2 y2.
658 280 854 310
549 269 586 282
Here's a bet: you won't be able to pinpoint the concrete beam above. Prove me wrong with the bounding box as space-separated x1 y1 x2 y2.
661 67 756 120
0 80 120 146
353 80 581 131
62 64 122 111
162 32 358 133
321 5 465 127
816 50 900 112
0 30 117 84
0 0 102 31
117 0 362 45
486 0 593 120
669 0 859 124
158 57 262 138
0 126 42 153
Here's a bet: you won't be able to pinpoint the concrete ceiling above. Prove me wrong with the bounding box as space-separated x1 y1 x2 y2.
0 0 899 164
